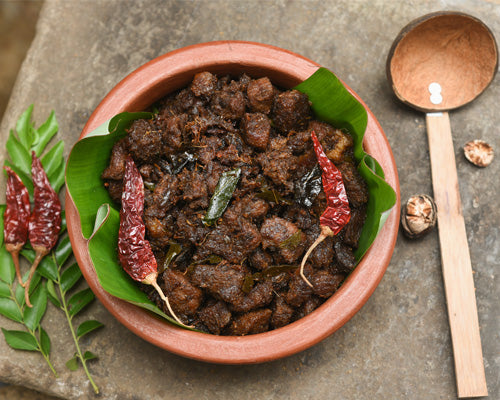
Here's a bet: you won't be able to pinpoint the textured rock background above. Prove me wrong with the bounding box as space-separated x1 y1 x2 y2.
0 1 499 399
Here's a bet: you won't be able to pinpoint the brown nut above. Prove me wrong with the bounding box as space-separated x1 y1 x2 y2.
401 194 437 239
464 140 494 167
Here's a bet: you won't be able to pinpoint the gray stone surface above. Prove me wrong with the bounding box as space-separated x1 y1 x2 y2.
0 0 499 399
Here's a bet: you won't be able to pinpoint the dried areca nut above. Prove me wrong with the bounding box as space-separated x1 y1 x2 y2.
401 194 437 239
464 140 494 167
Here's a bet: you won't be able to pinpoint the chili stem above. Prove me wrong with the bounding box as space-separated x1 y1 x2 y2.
299 225 333 288
7 245 25 287
53 255 99 394
150 279 194 328
24 250 47 308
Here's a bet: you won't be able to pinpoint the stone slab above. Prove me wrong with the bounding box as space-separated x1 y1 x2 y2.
0 0 499 399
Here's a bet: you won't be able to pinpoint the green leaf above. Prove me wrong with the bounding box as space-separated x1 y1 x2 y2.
23 284 48 331
15 104 34 150
0 204 5 245
55 236 73 267
60 263 82 293
0 280 10 298
39 326 51 356
0 246 16 285
3 160 34 197
60 211 67 234
66 354 79 371
66 111 153 238
67 288 94 317
2 328 38 351
83 351 98 361
77 320 104 338
6 130 32 177
0 298 23 322
203 168 241 226
46 280 61 308
41 140 64 179
294 68 396 260
33 110 58 156
20 249 58 282
48 161 65 193
87 204 191 328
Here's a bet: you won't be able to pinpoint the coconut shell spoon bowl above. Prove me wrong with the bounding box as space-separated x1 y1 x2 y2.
387 11 498 398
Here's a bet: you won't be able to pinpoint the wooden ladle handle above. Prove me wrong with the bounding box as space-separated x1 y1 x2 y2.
426 112 488 398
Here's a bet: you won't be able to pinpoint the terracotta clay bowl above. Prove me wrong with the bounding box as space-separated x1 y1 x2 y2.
65 41 400 364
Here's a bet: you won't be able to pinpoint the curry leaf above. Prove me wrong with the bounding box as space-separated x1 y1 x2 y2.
83 351 98 361
2 329 38 351
6 131 32 177
23 284 48 331
21 248 58 282
0 281 10 299
0 246 16 285
33 110 58 156
203 168 241 226
41 140 64 178
39 326 51 356
46 280 61 308
0 298 23 323
67 288 94 317
77 320 104 338
66 354 79 371
55 236 73 267
15 104 35 150
60 263 82 293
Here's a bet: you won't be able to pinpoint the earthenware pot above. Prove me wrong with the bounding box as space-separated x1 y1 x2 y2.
65 41 400 364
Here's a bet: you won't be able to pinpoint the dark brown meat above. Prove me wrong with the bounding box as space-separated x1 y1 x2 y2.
189 263 246 304
125 119 162 162
247 77 274 114
191 71 217 99
241 113 271 150
294 296 322 320
198 300 232 335
256 138 297 193
198 135 225 165
211 85 246 120
272 90 311 133
310 270 344 298
157 114 187 152
144 174 179 217
334 241 357 273
337 161 369 207
285 263 314 307
197 211 262 263
161 269 203 319
227 309 272 335
343 206 367 248
230 280 273 313
260 216 306 264
177 169 208 203
248 247 273 271
271 295 295 329
105 180 122 204
230 195 270 222
101 139 128 180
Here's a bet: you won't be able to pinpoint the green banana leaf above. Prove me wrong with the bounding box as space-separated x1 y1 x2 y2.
66 67 396 326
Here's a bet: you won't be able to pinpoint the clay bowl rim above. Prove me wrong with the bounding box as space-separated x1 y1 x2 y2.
65 40 400 364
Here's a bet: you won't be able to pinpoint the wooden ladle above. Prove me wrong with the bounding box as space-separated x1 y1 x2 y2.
387 11 498 398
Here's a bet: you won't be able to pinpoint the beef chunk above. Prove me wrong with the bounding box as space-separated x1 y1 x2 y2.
101 139 128 180
177 169 208 203
145 174 179 217
104 180 122 204
343 206 367 248
241 113 271 150
125 119 162 162
230 280 274 312
227 309 272 335
272 90 311 133
294 295 322 320
260 217 306 264
247 77 274 114
256 138 297 193
211 85 246 120
285 264 314 307
189 263 246 304
157 114 187 152
310 234 335 269
310 270 344 298
174 213 210 245
337 161 369 207
198 135 225 165
271 295 295 329
161 269 203 319
287 128 313 155
216 143 241 165
231 195 270 222
191 71 217 99
204 162 228 195
198 300 232 335
197 212 262 263
249 247 273 271
334 241 357 273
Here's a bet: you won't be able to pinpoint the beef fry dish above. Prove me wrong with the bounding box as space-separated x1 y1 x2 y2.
102 71 368 335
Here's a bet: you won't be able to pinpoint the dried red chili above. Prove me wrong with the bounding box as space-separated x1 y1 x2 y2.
3 166 31 286
118 156 190 327
25 152 62 307
299 131 351 287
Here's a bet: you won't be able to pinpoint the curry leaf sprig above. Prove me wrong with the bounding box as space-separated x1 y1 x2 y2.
0 105 103 393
